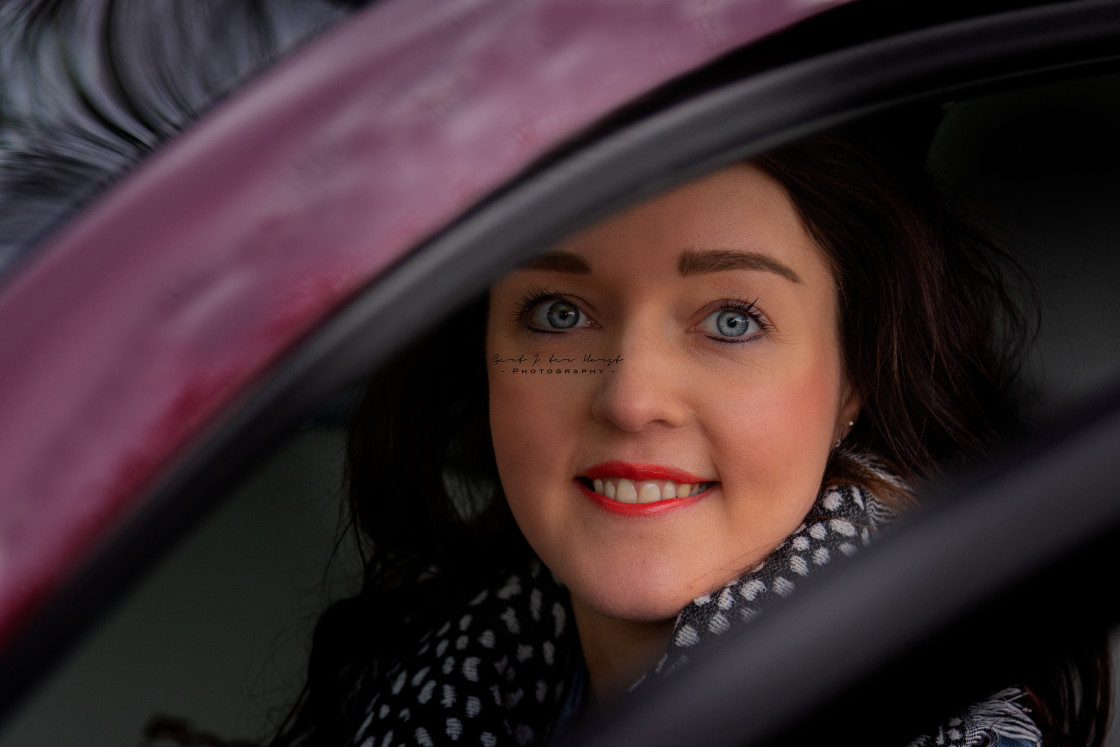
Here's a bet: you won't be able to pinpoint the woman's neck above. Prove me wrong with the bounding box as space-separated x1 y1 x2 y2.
570 597 675 705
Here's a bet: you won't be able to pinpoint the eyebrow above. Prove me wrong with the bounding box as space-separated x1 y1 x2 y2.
519 251 591 274
678 249 802 284
520 248 802 284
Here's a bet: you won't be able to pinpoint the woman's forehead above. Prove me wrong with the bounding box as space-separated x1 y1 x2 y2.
537 163 829 283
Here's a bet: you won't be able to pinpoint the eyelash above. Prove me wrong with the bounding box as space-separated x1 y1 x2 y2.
704 297 772 344
511 285 570 327
511 287 772 342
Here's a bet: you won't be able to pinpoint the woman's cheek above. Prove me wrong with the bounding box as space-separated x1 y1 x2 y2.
714 354 842 488
488 365 578 486
487 370 577 565
490 376 541 470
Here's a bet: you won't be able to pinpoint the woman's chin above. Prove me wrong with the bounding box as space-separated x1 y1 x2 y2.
569 579 697 625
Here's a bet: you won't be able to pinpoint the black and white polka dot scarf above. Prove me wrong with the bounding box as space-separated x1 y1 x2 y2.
349 484 1040 747
350 560 579 747
633 483 894 682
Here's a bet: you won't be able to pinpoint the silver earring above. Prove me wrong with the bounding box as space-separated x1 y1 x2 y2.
835 420 855 448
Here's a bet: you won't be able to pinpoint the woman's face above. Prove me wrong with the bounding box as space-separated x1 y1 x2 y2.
486 163 860 623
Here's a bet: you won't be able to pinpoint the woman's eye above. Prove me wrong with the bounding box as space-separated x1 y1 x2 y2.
701 308 761 339
528 299 586 331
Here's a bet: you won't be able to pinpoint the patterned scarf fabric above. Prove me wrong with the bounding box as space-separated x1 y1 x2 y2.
348 484 1041 747
350 559 579 747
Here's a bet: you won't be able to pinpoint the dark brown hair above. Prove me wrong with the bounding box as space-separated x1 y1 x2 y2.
274 123 1110 746
755 126 1035 506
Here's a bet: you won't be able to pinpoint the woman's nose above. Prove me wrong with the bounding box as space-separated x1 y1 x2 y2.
589 328 689 432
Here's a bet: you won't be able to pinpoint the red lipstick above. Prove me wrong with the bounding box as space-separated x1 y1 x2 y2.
583 461 708 484
576 461 715 517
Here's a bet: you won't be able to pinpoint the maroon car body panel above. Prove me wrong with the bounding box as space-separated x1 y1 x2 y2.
0 0 853 648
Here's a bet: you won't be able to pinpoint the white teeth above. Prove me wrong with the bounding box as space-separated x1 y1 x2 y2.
637 483 661 504
616 479 638 503
587 477 711 504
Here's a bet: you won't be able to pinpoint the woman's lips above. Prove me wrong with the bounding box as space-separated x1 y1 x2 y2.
583 461 707 484
577 461 717 513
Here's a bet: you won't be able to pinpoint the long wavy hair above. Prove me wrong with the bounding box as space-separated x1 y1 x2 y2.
756 126 1111 747
273 124 1110 747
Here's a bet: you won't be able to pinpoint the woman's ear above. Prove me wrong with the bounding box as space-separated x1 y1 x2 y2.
836 378 862 444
